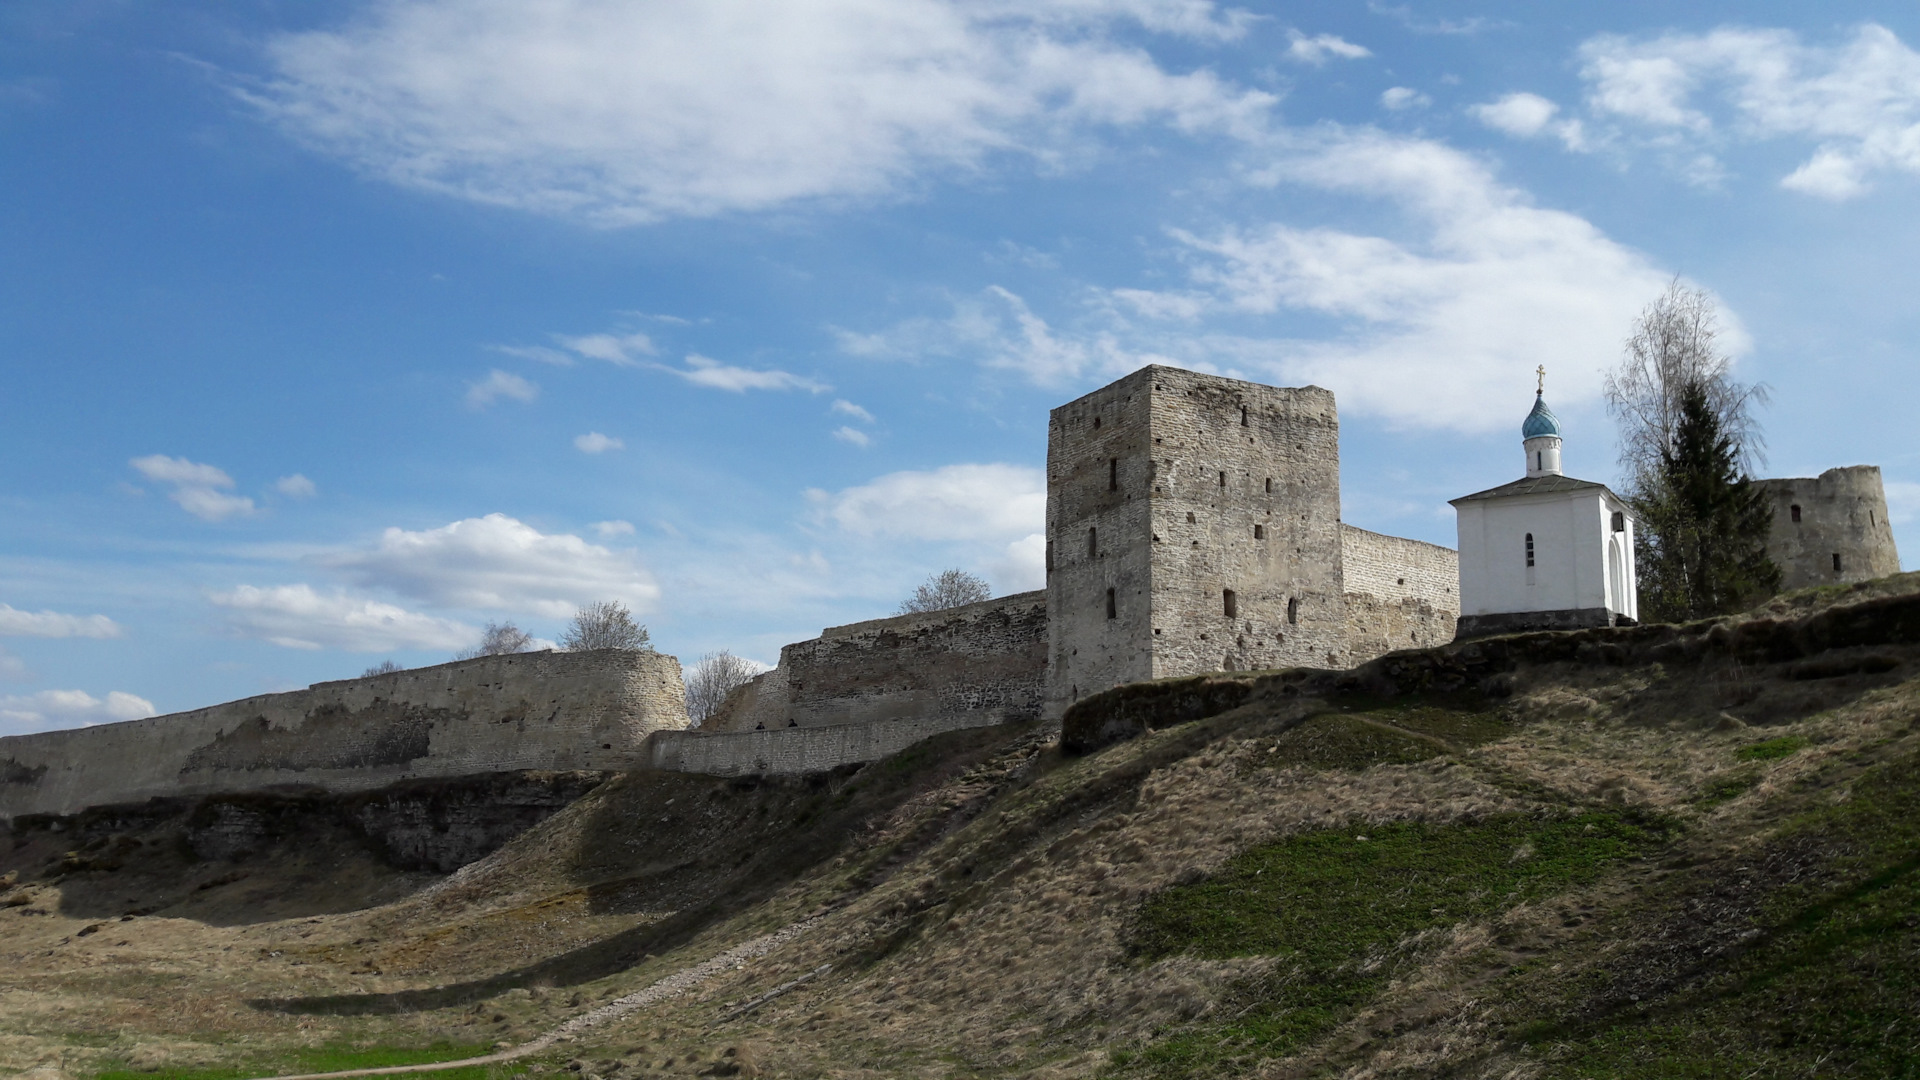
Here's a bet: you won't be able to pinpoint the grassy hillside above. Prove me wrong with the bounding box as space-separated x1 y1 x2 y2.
5 573 1920 1080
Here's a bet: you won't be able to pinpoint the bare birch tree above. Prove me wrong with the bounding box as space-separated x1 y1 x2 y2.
456 621 535 660
1604 280 1770 494
684 650 761 728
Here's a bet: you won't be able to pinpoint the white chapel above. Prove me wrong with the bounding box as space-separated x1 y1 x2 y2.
1451 371 1639 638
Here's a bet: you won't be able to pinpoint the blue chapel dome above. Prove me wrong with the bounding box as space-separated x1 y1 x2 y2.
1522 394 1561 440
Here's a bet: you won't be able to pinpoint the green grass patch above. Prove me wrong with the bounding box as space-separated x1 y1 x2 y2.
1526 749 1920 1080
1113 811 1668 1078
96 1041 506 1080
1692 769 1763 807
1253 714 1445 771
1736 735 1809 762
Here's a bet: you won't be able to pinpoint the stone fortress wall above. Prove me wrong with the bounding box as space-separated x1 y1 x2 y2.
1757 466 1901 591
0 649 687 820
703 591 1047 733
1341 524 1461 663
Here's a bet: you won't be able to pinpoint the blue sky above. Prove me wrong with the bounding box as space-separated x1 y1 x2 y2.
5 0 1919 731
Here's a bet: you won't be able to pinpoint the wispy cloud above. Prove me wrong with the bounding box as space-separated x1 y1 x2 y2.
831 399 875 423
275 473 318 498
129 455 257 521
1286 31 1371 65
554 331 657 366
1380 87 1431 111
249 0 1276 226
574 431 625 454
465 369 539 408
593 520 636 537
668 354 827 393
1575 24 1920 198
0 689 156 735
0 604 122 639
320 512 659 618
1470 92 1587 149
210 584 478 652
832 426 872 447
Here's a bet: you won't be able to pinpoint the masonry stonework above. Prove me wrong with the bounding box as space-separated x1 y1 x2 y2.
1046 365 1347 716
705 592 1047 732
1341 525 1460 663
0 649 686 820
1758 466 1901 591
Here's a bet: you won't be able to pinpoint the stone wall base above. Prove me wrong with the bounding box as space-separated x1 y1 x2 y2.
1455 608 1636 639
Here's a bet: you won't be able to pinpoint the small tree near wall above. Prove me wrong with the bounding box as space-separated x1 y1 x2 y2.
685 650 762 728
897 569 992 615
561 600 651 651
456 621 535 660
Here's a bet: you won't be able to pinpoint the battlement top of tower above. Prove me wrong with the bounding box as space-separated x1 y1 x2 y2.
1047 363 1333 419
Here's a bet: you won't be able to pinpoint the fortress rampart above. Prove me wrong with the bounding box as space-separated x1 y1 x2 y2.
1342 524 1461 662
705 591 1047 732
1758 466 1901 591
0 649 686 820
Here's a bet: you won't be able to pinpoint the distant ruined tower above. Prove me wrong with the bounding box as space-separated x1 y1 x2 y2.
1044 365 1345 717
1757 466 1901 590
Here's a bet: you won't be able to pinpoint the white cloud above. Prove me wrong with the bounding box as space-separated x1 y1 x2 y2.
1470 92 1588 149
1286 31 1371 65
129 454 257 522
1111 130 1685 431
0 604 122 639
841 285 1154 386
0 648 27 681
814 463 1044 542
210 584 478 652
554 331 657 366
831 399 876 423
321 513 660 618
275 473 318 498
0 689 157 735
1471 92 1559 136
466 369 539 408
574 432 625 454
251 0 1276 226
1577 24 1920 199
1380 86 1430 111
593 520 636 537
670 355 827 394
832 426 872 448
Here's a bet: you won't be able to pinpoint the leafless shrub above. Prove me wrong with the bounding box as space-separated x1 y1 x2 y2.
560 600 650 651
456 621 536 660
685 650 762 728
897 569 991 615
362 659 403 677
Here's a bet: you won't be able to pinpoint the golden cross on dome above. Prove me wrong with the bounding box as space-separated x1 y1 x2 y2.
1536 364 1546 395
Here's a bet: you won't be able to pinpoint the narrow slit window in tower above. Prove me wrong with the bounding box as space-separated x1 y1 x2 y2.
1286 597 1299 624
1105 588 1116 620
1223 589 1237 619
1186 512 1195 524
1045 541 1054 572
1265 477 1272 494
1218 471 1226 487
1088 527 1097 557
1254 524 1264 539
1833 553 1843 573
1536 450 1542 471
1092 416 1101 429
1109 457 1118 491
1525 533 1535 568
1791 504 1802 523
1240 406 1249 426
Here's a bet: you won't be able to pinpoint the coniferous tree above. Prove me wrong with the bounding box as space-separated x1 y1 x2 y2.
1634 381 1780 621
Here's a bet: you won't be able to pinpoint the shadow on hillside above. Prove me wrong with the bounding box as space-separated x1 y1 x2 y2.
249 722 1044 1016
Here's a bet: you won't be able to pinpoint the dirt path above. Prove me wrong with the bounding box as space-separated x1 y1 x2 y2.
246 916 824 1080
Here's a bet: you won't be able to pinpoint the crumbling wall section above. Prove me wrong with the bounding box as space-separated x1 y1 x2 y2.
0 649 686 820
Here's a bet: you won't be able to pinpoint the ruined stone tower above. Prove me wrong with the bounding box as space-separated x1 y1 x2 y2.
1758 466 1901 590
1044 365 1345 717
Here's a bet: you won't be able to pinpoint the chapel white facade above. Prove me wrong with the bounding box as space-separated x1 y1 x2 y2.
1451 383 1639 638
